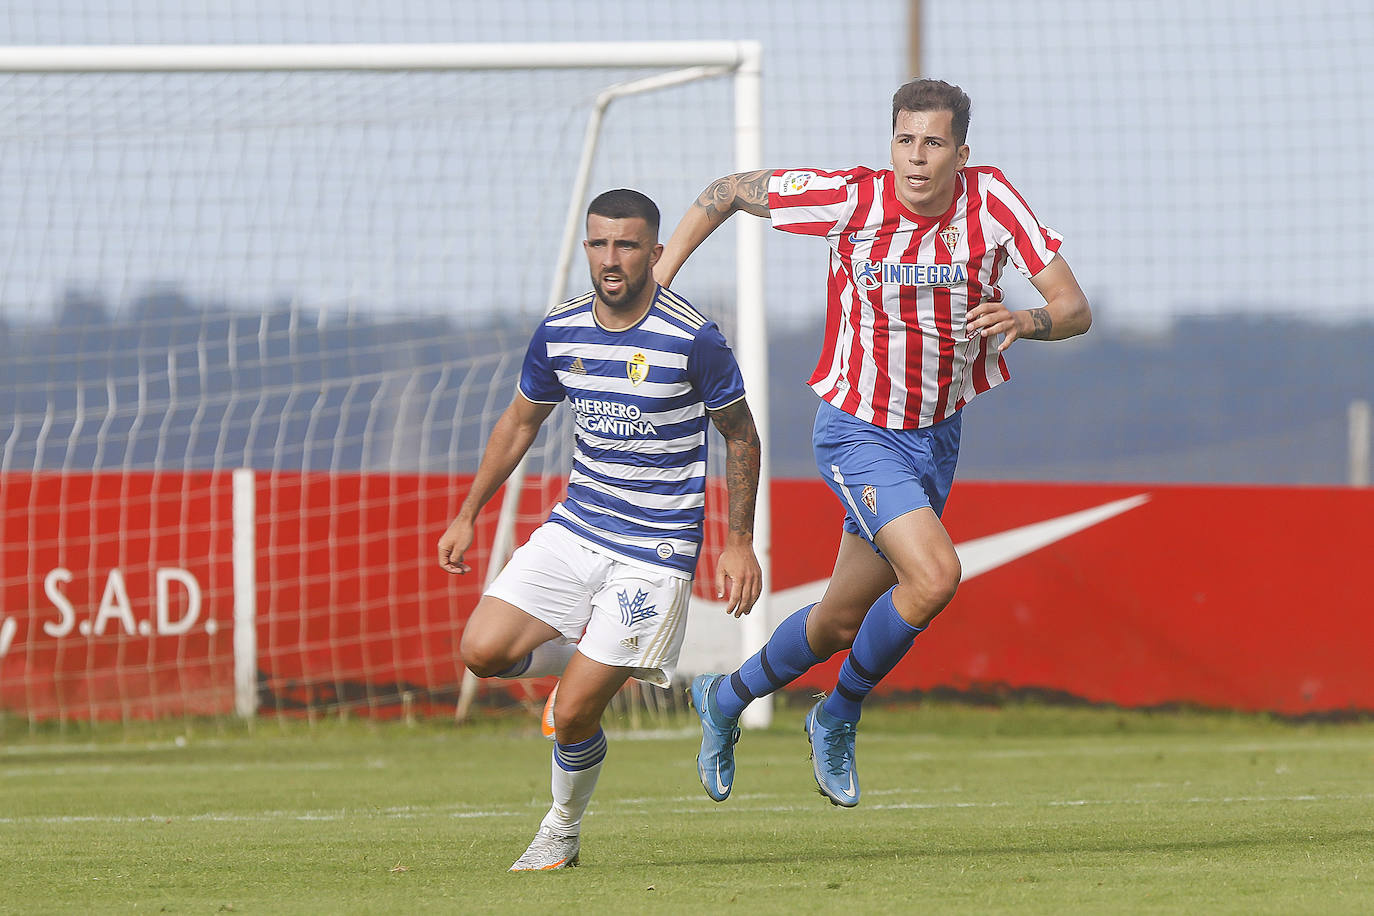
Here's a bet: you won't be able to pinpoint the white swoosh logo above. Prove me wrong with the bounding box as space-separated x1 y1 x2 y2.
692 494 1149 615
714 763 729 795
955 494 1149 579
840 771 856 797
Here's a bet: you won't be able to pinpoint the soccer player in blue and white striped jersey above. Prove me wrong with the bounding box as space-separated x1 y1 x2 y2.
437 188 762 871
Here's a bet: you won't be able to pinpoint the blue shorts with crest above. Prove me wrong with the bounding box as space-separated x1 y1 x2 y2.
811 399 961 547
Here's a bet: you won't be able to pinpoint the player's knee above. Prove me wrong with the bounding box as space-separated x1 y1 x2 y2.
927 553 962 607
896 556 961 624
459 630 513 679
807 604 864 657
552 697 602 743
821 616 862 655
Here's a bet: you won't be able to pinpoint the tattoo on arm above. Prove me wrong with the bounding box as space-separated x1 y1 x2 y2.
694 169 772 224
1026 307 1054 340
708 399 761 538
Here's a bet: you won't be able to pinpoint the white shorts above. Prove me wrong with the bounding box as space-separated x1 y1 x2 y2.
484 522 693 687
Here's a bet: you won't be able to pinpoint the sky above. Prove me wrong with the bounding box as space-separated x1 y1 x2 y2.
0 0 1370 332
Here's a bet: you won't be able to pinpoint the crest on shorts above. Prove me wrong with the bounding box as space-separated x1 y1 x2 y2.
626 352 649 386
939 226 962 254
618 588 657 627
861 485 878 515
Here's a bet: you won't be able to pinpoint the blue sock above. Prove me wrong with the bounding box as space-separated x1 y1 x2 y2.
823 587 923 723
554 728 608 772
496 653 532 678
714 604 824 720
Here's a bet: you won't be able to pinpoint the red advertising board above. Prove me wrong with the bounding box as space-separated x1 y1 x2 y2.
777 480 1373 715
3 472 1371 718
0 471 235 718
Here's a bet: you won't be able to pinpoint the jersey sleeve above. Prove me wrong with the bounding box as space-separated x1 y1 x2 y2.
982 168 1064 279
686 322 746 411
517 321 565 405
767 167 874 238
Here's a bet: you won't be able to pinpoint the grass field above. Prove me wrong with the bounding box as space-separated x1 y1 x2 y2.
3 698 1373 914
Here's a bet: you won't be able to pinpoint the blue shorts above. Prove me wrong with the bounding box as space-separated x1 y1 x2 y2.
812 399 961 547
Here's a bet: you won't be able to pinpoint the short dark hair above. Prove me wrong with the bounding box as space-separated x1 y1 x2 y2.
586 188 660 237
891 79 971 145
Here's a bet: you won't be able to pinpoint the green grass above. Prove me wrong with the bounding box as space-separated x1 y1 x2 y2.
4 700 1373 914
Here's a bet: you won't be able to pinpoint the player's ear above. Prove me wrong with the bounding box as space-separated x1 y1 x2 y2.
649 242 663 265
957 145 970 169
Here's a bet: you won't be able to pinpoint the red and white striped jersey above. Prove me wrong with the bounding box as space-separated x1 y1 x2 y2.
768 165 1062 429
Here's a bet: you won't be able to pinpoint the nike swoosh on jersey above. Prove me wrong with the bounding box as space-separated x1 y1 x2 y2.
845 232 877 245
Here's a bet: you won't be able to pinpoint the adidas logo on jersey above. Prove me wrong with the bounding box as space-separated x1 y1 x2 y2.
620 635 640 652
567 356 587 375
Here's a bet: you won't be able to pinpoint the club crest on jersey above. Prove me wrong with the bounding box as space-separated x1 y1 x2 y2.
618 588 657 627
778 170 815 196
861 485 878 515
852 259 968 291
626 352 649 386
939 226 962 253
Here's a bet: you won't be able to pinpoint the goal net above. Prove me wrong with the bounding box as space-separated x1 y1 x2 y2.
0 43 771 732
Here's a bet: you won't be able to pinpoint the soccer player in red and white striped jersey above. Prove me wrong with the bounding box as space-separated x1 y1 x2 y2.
657 79 1091 807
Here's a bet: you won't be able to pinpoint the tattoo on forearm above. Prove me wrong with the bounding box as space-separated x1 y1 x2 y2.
694 169 772 223
709 400 761 536
1026 307 1054 339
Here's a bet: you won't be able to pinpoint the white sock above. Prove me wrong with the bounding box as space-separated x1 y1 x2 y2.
497 637 577 679
539 729 607 836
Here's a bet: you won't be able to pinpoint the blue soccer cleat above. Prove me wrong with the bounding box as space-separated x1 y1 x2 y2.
689 673 741 802
804 700 859 807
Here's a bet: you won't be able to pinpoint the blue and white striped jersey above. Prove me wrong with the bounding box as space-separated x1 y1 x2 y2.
519 286 746 578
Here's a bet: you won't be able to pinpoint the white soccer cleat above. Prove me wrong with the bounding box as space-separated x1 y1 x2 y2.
508 826 580 871
541 682 558 741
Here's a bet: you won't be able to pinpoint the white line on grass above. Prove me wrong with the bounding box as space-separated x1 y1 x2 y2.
866 735 1374 761
4 791 1371 827
0 760 348 778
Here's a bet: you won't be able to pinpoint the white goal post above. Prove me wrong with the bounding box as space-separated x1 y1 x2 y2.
0 42 774 728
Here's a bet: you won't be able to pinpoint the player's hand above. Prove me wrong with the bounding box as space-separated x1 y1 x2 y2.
964 300 1023 352
715 542 762 618
437 515 476 575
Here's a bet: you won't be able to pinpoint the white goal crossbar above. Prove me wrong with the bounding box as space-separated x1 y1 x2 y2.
0 42 774 728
